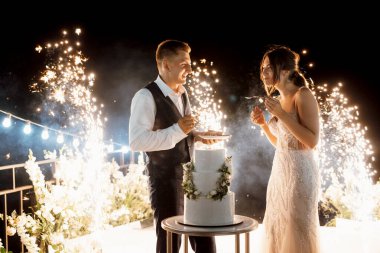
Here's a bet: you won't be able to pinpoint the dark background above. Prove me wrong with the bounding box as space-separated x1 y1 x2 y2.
1 6 379 224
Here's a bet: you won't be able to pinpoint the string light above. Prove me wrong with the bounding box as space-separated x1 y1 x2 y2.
57 133 64 144
0 108 126 149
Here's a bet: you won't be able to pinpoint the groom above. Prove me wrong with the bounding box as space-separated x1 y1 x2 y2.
129 40 216 253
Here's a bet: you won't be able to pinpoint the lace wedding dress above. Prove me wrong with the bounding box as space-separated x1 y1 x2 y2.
261 113 321 253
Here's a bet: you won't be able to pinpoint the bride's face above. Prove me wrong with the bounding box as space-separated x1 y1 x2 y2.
261 56 274 87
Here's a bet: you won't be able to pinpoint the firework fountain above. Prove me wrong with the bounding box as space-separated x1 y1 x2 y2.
186 59 226 133
6 29 151 253
31 28 109 232
314 83 380 222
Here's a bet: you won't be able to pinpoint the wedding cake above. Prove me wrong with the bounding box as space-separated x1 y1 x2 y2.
182 146 235 226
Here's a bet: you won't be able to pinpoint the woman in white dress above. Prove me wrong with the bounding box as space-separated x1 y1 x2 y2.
251 45 321 253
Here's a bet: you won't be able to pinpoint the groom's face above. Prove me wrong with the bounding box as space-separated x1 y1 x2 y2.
167 50 192 85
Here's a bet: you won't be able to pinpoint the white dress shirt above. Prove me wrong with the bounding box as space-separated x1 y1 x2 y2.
129 76 191 151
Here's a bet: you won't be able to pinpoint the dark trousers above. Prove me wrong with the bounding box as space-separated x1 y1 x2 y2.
149 175 216 253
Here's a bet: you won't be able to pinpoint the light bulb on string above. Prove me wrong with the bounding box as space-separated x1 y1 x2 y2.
41 128 49 140
73 138 80 148
121 145 129 153
2 114 11 128
23 121 32 135
106 143 114 153
57 133 64 144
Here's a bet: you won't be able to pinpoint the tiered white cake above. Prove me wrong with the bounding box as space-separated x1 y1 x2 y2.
183 147 235 226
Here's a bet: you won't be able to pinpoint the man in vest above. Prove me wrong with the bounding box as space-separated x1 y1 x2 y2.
129 40 216 253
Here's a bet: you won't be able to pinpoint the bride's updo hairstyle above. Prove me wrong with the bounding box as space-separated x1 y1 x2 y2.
260 45 309 96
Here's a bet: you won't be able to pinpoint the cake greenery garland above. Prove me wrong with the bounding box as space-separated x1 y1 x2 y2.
182 156 232 201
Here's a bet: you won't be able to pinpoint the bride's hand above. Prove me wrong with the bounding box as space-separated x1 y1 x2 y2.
265 97 283 118
251 106 266 126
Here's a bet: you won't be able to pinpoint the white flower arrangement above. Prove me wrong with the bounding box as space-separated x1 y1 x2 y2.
182 156 232 201
6 150 152 253
105 160 153 226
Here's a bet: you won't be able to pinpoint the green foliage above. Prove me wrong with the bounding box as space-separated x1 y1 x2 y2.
207 157 232 201
0 248 13 253
182 156 232 201
182 162 200 200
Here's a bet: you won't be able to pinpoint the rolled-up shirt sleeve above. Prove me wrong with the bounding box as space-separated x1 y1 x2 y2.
129 88 188 151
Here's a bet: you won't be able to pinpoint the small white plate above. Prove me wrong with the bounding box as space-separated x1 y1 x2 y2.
199 135 231 140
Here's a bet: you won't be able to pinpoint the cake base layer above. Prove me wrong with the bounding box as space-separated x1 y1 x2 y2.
184 192 235 226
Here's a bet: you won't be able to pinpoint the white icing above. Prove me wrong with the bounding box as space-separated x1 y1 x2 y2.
184 193 235 226
194 148 225 172
192 172 219 194
184 147 235 226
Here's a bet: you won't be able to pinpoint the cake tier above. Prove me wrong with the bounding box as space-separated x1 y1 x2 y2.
184 192 235 226
192 172 220 194
194 148 225 172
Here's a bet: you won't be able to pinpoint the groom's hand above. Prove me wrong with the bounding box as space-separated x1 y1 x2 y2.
178 115 196 134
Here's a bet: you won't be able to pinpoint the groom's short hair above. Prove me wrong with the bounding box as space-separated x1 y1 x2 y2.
156 40 191 62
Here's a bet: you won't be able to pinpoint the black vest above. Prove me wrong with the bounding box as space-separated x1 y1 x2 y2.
145 82 194 179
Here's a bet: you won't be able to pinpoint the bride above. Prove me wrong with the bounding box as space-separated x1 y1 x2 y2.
251 45 321 253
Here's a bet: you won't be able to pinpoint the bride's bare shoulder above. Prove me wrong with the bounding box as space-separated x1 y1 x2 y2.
295 87 316 103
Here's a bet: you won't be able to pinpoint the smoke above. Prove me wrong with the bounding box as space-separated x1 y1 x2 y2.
0 73 57 166
225 98 274 222
88 41 157 146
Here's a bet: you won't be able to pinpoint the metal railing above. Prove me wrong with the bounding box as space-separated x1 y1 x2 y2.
0 159 56 252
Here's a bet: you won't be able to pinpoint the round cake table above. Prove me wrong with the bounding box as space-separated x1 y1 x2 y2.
161 214 259 253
